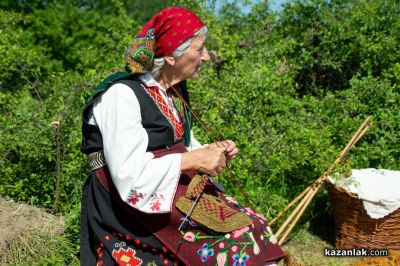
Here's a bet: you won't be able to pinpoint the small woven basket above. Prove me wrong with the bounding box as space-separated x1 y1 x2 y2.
326 182 400 250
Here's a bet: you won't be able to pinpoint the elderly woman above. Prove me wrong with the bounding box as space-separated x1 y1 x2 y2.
80 6 284 266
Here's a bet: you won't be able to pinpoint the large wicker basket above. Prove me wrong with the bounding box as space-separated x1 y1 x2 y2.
326 182 400 250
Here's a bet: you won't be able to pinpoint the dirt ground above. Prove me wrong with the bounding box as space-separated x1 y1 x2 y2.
0 198 64 255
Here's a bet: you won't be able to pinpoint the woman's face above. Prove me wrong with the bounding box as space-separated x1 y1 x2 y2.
173 32 210 80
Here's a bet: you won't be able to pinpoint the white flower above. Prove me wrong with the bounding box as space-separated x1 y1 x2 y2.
248 232 260 255
183 232 196 242
269 234 278 245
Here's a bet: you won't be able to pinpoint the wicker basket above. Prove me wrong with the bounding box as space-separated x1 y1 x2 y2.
327 182 400 250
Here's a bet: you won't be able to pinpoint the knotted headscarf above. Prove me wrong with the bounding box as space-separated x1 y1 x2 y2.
125 6 205 74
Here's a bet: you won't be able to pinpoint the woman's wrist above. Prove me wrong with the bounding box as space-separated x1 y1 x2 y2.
181 152 195 171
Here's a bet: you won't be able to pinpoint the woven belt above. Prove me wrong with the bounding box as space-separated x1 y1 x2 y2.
87 150 106 170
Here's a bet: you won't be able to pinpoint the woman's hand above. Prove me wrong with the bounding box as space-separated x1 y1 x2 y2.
207 140 239 161
181 147 227 176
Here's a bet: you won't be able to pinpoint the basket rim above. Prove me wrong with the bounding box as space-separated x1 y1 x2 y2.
326 181 360 200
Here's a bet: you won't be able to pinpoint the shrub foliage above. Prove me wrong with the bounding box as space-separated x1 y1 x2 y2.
0 0 399 263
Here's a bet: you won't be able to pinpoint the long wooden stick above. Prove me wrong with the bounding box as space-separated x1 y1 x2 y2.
279 171 331 245
336 116 371 163
275 187 314 238
52 118 62 213
273 117 371 244
352 125 371 148
270 186 311 225
279 185 320 245
277 170 339 241
270 116 371 221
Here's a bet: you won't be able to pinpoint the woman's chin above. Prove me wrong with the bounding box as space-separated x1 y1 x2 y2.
189 70 201 79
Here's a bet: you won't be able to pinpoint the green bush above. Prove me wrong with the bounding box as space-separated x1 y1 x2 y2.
0 0 399 263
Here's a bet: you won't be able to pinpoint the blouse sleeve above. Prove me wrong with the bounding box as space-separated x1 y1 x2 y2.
186 130 208 151
92 83 182 213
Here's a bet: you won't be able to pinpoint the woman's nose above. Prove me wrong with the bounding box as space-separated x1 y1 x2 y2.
201 47 210 62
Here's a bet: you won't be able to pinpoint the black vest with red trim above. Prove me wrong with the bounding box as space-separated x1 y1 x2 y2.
80 73 190 155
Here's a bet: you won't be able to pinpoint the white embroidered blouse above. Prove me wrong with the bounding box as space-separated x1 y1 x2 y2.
88 73 203 213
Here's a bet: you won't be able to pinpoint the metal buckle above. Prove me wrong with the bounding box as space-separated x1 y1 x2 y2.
87 150 106 170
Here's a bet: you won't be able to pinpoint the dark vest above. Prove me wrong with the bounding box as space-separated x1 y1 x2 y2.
81 73 190 155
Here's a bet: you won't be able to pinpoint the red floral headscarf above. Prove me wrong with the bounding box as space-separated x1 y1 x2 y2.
125 6 205 74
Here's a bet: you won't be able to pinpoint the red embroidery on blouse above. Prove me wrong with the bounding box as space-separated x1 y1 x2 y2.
143 85 184 140
127 190 145 206
149 192 165 212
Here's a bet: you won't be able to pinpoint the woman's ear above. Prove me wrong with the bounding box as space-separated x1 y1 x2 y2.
164 55 175 66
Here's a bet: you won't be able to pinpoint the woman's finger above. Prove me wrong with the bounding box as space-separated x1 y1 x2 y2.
209 170 218 176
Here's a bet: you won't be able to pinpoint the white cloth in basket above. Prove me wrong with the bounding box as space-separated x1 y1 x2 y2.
328 168 400 219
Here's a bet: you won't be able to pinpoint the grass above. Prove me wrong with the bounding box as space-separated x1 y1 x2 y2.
0 225 80 266
281 227 359 266
271 190 360 265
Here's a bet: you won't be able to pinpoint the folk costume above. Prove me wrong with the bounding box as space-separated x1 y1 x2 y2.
80 6 284 266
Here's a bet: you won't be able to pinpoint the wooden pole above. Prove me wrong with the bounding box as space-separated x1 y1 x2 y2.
274 117 371 244
275 187 314 238
52 119 62 212
352 125 371 148
336 116 371 162
270 186 311 225
279 185 320 245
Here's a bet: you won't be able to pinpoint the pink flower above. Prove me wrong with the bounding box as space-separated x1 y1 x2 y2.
245 207 257 215
219 242 225 249
255 212 267 221
231 245 238 252
183 232 196 242
216 252 227 266
245 207 266 220
232 226 249 238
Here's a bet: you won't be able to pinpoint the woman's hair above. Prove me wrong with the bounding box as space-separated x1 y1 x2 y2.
151 26 208 79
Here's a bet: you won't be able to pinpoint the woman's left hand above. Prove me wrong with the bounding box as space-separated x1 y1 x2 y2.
207 140 239 161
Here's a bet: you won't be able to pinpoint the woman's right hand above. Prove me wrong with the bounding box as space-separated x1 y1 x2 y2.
181 147 227 176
